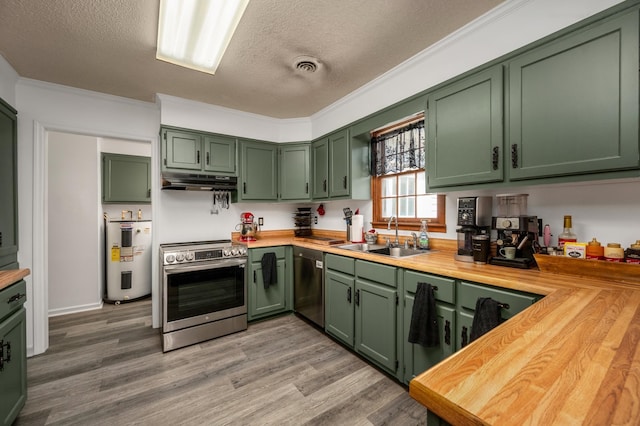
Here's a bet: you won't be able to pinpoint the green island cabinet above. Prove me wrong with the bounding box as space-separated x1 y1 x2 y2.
0 99 18 270
161 126 237 175
238 139 278 201
102 153 151 204
0 279 27 426
248 246 292 321
279 143 311 201
325 254 400 378
426 65 503 189
312 129 370 200
507 8 639 180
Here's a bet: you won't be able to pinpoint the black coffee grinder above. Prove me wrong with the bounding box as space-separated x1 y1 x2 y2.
489 194 540 269
455 196 492 262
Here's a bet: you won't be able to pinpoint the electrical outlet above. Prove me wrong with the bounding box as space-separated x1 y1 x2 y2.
258 217 264 226
314 215 318 224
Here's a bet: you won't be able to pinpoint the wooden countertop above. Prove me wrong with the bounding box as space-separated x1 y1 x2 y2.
0 268 30 291
244 232 640 425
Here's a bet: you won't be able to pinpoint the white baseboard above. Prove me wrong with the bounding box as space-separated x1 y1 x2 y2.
48 300 104 317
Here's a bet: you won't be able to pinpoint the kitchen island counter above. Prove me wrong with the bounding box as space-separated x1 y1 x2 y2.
0 268 30 291
244 233 640 425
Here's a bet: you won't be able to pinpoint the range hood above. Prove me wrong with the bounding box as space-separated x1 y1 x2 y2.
161 172 238 191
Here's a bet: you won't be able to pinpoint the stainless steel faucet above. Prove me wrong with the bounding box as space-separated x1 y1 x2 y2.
387 216 399 247
411 232 418 249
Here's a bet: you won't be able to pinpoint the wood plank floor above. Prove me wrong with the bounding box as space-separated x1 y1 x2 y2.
15 300 427 425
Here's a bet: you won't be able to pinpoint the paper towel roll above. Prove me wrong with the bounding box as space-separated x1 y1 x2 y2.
351 215 364 242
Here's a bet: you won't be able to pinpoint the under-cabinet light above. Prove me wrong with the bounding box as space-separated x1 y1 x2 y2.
156 0 249 74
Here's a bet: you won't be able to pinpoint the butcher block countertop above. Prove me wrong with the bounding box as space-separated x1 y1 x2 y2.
242 231 640 425
0 268 30 291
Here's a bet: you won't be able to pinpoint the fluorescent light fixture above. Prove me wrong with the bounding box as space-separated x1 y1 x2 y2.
156 0 249 74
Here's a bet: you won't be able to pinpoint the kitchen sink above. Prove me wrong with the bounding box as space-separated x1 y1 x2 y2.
338 243 434 258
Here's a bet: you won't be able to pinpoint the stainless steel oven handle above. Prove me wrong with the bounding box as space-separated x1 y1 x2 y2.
163 258 247 274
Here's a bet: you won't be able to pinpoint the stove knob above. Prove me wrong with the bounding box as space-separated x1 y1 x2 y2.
185 252 194 261
501 219 512 228
238 247 247 256
166 254 175 263
223 249 232 257
232 248 240 256
176 253 185 262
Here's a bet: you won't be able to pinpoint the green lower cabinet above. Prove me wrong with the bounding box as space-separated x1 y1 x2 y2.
248 247 291 321
325 268 355 346
403 271 456 384
355 279 397 373
456 310 474 351
0 280 27 426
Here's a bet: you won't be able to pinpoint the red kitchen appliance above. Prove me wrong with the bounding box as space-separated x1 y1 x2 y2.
238 212 258 241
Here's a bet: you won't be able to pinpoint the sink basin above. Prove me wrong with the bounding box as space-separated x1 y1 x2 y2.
338 243 434 257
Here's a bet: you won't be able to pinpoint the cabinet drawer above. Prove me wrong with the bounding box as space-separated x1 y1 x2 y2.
356 260 396 288
250 246 286 261
404 270 455 304
0 279 27 322
325 254 355 275
458 281 539 320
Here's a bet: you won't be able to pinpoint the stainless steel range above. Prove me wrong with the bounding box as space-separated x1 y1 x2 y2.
160 240 248 352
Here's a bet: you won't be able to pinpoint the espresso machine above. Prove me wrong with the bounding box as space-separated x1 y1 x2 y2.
455 196 492 262
489 194 540 268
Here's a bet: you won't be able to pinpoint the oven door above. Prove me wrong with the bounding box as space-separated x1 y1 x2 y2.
162 257 247 333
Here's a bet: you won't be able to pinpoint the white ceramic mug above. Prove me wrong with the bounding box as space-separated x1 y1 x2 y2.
499 246 517 259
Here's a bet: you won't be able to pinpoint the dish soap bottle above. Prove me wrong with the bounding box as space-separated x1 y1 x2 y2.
418 219 429 249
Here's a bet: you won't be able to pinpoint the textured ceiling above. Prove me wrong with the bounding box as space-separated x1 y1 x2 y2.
0 0 505 118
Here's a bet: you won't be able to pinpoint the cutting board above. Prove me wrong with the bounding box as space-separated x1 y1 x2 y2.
294 236 345 246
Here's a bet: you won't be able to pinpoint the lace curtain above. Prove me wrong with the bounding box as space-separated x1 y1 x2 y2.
370 121 425 176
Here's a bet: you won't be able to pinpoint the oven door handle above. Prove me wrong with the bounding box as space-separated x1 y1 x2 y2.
163 258 247 274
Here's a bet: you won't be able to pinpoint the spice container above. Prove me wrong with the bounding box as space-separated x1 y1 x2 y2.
604 243 624 262
586 238 604 260
625 240 640 264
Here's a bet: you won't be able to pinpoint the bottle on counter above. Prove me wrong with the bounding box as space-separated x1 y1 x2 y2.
558 215 577 249
604 243 624 262
586 238 604 260
625 240 640 264
418 219 430 249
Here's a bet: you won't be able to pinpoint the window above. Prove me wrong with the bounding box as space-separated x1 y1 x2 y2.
370 114 446 232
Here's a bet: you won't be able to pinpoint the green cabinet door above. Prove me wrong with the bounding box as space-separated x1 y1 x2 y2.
280 143 311 201
162 128 203 171
239 140 278 201
247 247 290 321
355 279 397 372
508 9 639 180
329 129 350 197
324 269 355 347
427 65 503 189
0 99 17 269
102 153 151 203
0 308 26 426
456 310 474 351
311 138 329 199
203 134 236 174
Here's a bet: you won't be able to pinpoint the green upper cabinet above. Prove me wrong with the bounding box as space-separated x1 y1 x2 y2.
161 126 237 176
0 99 18 269
279 143 311 201
426 65 504 189
162 128 202 171
312 128 370 200
311 138 329 199
203 134 236 174
102 153 151 204
508 8 639 180
238 139 278 201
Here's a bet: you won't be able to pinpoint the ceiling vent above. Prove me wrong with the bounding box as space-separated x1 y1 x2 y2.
293 56 320 73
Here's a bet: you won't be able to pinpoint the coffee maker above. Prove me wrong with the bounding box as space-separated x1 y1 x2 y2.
455 197 492 262
490 194 540 268
238 212 258 242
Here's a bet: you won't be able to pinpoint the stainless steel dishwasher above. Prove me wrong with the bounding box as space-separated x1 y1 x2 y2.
293 246 324 328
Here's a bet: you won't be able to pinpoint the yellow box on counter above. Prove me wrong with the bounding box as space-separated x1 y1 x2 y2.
564 242 587 259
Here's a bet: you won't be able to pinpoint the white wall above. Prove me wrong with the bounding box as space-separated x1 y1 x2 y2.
1 0 630 356
47 132 102 315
